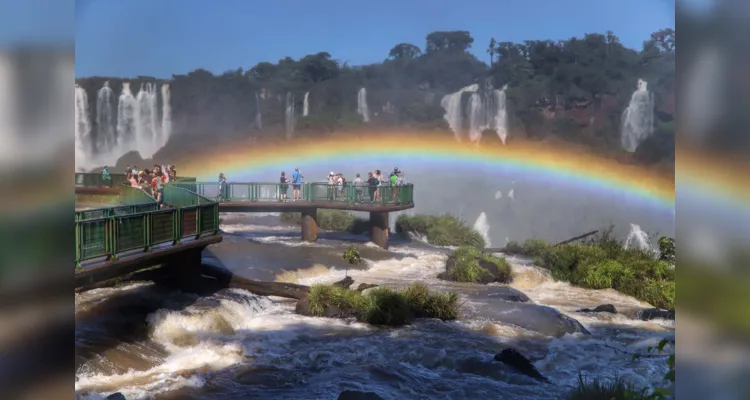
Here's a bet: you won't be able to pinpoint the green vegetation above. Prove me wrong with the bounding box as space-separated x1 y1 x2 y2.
77 28 675 165
306 282 459 326
438 246 511 284
280 210 369 233
507 228 675 310
396 214 485 249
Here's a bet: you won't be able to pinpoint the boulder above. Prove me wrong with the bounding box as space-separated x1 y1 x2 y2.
577 304 617 314
294 299 358 319
493 348 548 383
337 390 385 400
105 393 127 400
637 308 675 321
474 300 590 337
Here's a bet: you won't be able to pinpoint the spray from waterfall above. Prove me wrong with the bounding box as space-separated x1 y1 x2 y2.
473 212 491 247
116 82 137 154
303 92 309 117
625 223 651 251
357 87 370 123
620 79 654 152
493 86 508 144
74 86 91 171
161 84 172 147
96 82 115 153
255 92 263 130
285 92 295 140
135 83 160 159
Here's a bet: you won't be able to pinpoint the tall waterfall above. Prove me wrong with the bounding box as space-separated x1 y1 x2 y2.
255 92 263 130
161 84 172 148
96 82 115 153
74 86 91 171
441 84 508 143
285 92 295 140
357 87 370 123
303 92 310 117
620 79 654 152
74 81 173 171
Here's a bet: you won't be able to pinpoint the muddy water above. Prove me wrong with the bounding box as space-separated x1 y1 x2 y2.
75 214 674 400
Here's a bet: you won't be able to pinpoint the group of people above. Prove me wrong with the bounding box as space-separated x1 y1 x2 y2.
276 167 407 203
124 164 177 206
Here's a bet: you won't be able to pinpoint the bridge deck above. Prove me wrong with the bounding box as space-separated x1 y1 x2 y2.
218 200 413 213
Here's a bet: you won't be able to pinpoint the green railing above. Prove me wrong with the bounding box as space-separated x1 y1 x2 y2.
75 177 219 268
168 182 414 206
75 173 197 187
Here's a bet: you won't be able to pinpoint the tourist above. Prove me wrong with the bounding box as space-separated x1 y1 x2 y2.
152 170 164 206
374 169 383 201
327 172 335 201
101 166 111 186
279 171 290 202
389 172 398 202
291 167 303 201
366 172 379 202
127 172 139 188
218 173 227 201
336 173 346 200
352 173 364 203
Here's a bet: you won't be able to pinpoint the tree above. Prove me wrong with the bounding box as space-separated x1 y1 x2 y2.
388 43 422 60
425 31 474 53
487 38 497 66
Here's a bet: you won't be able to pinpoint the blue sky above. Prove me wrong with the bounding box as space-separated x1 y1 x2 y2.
75 0 675 78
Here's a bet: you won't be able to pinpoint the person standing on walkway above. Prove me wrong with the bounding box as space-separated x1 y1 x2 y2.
352 173 364 203
279 171 290 202
291 167 304 201
366 172 379 202
218 173 228 201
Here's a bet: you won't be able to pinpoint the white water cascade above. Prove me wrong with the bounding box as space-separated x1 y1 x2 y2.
116 82 137 154
473 212 491 247
625 223 651 251
620 79 654 152
161 84 172 148
357 87 370 123
135 83 159 159
303 92 310 117
285 92 295 140
74 85 91 171
442 84 508 143
255 92 263 130
96 82 115 154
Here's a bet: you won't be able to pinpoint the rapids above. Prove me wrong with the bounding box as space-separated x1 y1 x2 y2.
75 214 674 400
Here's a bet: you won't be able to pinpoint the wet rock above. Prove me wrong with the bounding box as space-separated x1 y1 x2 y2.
493 348 549 383
637 308 675 321
337 390 385 400
295 299 358 319
355 283 378 292
577 304 617 314
105 393 127 400
475 300 590 337
332 276 355 288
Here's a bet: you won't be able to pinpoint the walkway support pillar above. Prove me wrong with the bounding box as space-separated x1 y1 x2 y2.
301 208 318 242
369 212 389 250
157 247 204 292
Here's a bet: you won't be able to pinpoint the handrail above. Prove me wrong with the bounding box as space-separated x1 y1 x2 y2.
167 182 415 206
74 172 197 187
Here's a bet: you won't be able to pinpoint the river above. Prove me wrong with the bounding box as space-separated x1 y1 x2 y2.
74 213 674 400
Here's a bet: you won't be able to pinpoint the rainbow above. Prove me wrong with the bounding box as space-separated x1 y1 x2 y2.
177 133 676 212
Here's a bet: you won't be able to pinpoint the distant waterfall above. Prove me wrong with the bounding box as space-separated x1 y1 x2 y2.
255 92 263 130
621 79 654 152
441 84 508 143
161 84 172 148
357 87 370 123
96 82 115 153
136 83 159 159
116 82 137 153
303 92 310 117
74 86 91 171
285 92 295 140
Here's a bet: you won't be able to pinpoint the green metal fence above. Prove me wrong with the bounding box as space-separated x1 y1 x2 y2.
75 172 197 187
168 182 415 205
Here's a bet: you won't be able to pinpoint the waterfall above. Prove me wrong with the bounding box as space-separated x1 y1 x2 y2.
161 84 172 148
96 82 115 153
285 92 295 140
493 86 508 144
74 86 91 171
117 82 137 153
620 79 654 152
625 223 651 251
440 84 478 141
472 212 491 247
255 92 263 130
136 83 159 159
357 87 370 123
303 92 309 117
442 84 507 143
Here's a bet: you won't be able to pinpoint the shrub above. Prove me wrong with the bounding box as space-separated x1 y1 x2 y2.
280 210 368 232
396 214 486 249
521 239 550 257
304 283 459 327
567 374 652 400
504 240 524 254
439 246 512 284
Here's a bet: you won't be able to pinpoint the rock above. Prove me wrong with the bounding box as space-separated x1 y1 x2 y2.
355 283 378 292
332 276 355 288
105 393 127 400
637 308 675 321
494 348 548 383
294 298 358 319
337 390 384 400
475 300 590 337
577 304 617 314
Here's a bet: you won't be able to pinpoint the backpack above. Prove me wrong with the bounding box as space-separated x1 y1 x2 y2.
341 177 347 186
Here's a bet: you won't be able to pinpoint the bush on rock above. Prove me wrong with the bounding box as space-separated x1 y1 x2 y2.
438 246 512 284
396 214 485 248
281 210 369 232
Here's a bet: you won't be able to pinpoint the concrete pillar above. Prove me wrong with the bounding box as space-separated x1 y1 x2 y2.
301 208 318 242
369 211 389 249
156 247 204 292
